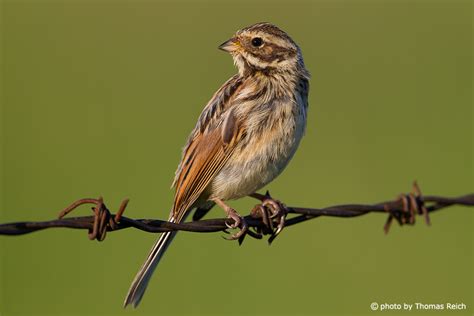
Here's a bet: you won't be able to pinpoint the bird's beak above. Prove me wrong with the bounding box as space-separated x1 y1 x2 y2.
218 37 240 52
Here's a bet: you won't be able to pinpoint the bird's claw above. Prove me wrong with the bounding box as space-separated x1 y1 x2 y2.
263 198 286 243
250 191 287 243
224 210 248 240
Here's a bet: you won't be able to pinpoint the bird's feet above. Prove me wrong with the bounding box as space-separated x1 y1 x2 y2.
212 198 248 240
250 191 287 243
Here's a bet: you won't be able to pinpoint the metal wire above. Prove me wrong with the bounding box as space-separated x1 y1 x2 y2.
1 182 472 244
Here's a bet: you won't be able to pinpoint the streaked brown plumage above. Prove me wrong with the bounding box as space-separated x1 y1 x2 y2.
124 22 310 307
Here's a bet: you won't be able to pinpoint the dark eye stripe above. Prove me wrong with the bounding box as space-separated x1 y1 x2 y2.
246 42 296 64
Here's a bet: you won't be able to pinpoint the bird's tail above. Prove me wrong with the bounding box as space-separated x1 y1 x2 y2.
123 216 178 308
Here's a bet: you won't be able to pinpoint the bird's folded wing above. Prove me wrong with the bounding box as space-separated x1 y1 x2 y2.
172 76 245 220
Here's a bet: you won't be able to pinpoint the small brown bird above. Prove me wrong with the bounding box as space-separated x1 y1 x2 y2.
124 22 310 307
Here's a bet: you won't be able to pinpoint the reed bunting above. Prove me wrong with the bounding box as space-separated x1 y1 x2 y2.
124 22 310 307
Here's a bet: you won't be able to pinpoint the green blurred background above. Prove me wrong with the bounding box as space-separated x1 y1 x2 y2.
1 0 472 315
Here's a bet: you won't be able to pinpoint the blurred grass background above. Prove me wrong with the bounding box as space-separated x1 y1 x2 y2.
0 0 472 315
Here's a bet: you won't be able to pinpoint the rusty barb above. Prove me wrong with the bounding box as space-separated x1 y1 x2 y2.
0 182 473 244
58 197 129 241
383 181 430 234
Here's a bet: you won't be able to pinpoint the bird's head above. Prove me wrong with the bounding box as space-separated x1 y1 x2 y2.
219 22 305 76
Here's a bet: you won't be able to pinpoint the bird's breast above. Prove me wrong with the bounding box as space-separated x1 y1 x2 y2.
208 93 307 200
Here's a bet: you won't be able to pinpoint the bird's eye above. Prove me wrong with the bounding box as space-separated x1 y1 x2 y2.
251 37 263 47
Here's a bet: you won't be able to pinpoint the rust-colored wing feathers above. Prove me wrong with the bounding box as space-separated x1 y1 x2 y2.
171 76 244 219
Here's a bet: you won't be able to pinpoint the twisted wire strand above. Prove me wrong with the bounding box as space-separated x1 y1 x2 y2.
1 182 472 244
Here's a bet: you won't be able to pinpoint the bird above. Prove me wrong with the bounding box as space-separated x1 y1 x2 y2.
124 22 310 308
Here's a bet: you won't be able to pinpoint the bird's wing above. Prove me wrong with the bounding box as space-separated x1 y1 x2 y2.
171 74 245 219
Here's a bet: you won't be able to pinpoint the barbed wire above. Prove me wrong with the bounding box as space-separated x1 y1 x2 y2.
1 182 472 244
